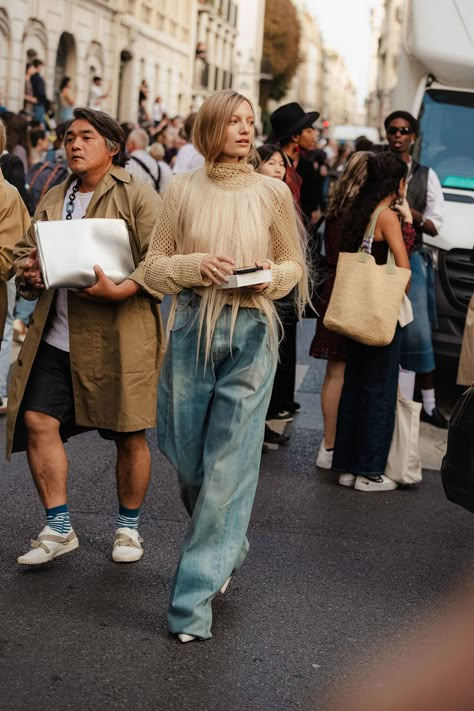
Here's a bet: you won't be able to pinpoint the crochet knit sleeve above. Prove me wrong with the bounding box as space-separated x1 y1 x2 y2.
143 178 210 294
263 181 304 300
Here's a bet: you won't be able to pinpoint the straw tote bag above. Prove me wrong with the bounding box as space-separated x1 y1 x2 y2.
323 206 411 347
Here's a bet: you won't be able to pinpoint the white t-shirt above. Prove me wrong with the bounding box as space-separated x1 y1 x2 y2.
42 186 94 352
88 83 104 111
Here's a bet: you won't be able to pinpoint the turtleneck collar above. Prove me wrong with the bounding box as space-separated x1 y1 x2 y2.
205 160 260 190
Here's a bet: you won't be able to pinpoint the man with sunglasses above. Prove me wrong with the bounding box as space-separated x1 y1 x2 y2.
385 110 447 428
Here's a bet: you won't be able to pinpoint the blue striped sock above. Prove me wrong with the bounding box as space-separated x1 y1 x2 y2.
46 504 72 534
116 505 140 531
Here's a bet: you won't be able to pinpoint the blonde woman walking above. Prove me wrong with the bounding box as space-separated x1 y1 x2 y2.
144 89 308 642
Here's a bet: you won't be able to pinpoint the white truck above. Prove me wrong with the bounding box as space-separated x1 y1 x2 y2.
392 0 474 367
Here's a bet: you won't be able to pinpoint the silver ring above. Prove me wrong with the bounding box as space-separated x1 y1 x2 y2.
212 267 218 273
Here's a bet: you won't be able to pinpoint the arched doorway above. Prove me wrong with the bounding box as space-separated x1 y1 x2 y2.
117 49 133 122
0 9 11 108
54 32 77 108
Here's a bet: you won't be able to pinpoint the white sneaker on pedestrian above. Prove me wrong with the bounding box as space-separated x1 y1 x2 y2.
112 527 144 563
17 526 79 565
354 475 398 492
178 634 197 643
338 473 356 488
316 442 334 469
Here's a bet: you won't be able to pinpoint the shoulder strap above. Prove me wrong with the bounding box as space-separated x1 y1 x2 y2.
361 206 389 254
130 155 160 191
27 162 51 193
39 163 66 202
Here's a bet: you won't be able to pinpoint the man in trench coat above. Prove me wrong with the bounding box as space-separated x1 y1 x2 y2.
8 108 164 565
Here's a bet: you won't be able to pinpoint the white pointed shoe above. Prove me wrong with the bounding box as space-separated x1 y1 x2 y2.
112 527 144 563
17 526 79 565
338 473 356 488
316 442 334 469
220 576 232 594
354 475 398 492
178 633 197 643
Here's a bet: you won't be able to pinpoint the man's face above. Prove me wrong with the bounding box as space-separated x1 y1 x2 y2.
298 126 316 151
65 119 116 176
386 118 415 154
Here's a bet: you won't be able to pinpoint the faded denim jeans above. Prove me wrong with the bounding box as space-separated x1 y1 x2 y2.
158 290 276 639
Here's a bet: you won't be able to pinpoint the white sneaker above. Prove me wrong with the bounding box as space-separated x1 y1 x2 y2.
338 473 356 487
354 475 398 492
17 526 79 565
316 442 334 469
177 634 197 643
112 527 144 563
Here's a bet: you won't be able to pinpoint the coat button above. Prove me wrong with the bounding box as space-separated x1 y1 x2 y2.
18 359 23 366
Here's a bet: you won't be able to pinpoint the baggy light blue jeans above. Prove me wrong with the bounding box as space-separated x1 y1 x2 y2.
0 280 16 398
158 290 277 639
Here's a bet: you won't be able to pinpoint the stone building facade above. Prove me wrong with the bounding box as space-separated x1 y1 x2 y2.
366 0 405 131
1 0 198 121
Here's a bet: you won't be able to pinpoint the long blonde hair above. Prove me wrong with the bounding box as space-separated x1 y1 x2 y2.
172 90 310 365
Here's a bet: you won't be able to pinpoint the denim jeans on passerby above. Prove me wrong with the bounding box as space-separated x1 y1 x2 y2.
158 290 277 639
0 280 16 398
15 296 36 327
400 249 436 373
332 326 402 479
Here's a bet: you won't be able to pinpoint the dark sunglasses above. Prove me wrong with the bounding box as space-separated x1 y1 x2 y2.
387 126 413 136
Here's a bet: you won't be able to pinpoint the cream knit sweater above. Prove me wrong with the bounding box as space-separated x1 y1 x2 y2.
143 161 304 308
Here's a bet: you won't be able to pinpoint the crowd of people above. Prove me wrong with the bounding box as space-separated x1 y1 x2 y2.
0 71 471 646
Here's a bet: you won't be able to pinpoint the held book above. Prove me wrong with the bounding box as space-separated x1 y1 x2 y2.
217 269 272 290
34 218 135 290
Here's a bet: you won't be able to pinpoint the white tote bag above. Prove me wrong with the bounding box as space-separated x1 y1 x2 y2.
385 393 422 485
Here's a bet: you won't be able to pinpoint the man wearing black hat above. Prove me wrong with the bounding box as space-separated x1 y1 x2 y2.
385 109 447 428
263 103 320 446
270 102 321 221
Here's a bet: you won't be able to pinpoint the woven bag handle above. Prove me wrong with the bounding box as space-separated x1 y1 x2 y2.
358 205 397 274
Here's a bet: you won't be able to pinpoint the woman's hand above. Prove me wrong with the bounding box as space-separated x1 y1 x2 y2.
247 261 271 293
393 198 413 223
200 255 235 285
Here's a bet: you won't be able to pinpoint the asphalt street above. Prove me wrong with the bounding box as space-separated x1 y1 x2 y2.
1 320 473 711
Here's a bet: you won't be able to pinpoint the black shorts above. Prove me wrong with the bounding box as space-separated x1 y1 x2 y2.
22 341 141 442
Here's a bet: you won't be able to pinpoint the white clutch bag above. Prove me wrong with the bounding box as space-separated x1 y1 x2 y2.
34 218 135 289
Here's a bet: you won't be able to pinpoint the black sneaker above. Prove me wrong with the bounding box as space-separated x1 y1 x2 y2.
266 410 293 422
420 406 449 429
285 401 301 414
264 425 290 450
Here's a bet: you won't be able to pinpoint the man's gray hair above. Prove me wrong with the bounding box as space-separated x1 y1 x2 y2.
127 128 149 151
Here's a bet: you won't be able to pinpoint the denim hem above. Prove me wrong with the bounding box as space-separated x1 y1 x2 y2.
333 467 384 479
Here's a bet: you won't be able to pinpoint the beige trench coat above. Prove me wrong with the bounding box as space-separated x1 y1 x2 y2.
7 166 164 458
457 293 474 386
0 169 30 337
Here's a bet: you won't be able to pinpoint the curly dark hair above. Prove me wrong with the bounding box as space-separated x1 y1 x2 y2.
340 152 408 252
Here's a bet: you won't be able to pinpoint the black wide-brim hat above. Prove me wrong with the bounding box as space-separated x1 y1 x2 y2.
270 102 320 142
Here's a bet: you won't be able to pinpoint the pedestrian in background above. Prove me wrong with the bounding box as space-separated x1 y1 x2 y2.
332 152 411 492
10 108 164 566
88 76 109 112
30 59 49 127
256 143 292 450
144 88 309 642
58 76 75 122
385 110 447 428
312 151 370 469
172 112 204 174
0 119 31 414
